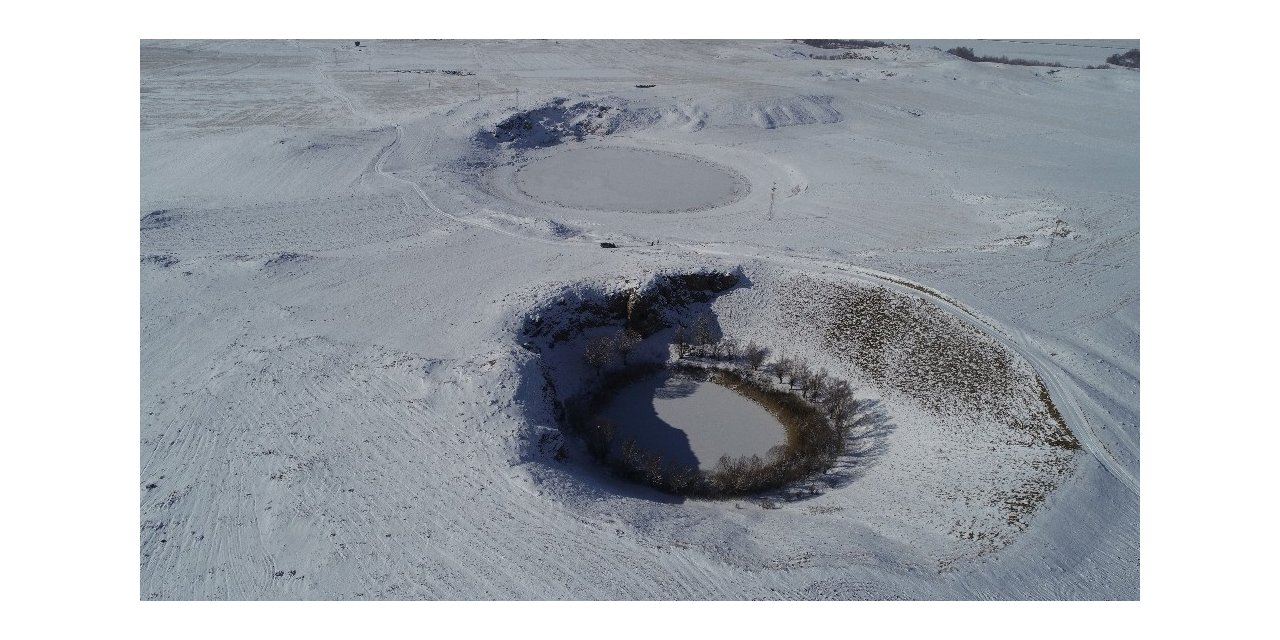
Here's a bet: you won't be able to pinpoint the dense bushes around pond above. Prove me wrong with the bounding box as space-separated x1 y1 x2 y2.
1106 49 1140 68
947 46 1065 68
562 318 858 498
948 45 1139 70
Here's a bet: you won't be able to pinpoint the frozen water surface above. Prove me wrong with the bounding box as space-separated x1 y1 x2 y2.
599 372 786 471
514 147 744 213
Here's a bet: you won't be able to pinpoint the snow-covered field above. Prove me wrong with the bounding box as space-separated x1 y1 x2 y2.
140 39 1138 600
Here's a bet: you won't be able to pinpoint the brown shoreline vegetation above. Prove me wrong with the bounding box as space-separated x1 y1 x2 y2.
563 327 857 498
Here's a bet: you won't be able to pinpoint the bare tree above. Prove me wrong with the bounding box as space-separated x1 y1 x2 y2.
642 452 666 485
721 337 740 362
583 334 615 374
621 438 642 469
792 358 812 393
810 367 831 400
672 325 689 359
692 312 712 356
666 465 699 493
586 418 616 460
821 379 855 429
613 328 642 364
770 355 795 385
744 341 770 370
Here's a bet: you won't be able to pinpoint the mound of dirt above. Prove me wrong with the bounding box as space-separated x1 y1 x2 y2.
474 98 628 149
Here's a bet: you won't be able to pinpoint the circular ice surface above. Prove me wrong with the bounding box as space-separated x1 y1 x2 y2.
514 147 745 213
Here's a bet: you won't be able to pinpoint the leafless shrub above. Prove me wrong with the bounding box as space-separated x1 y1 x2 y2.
799 39 889 50
672 325 689 359
744 341 770 370
583 334 615 374
1106 49 1139 68
948 46 1065 68
613 328 641 364
769 355 796 386
810 367 831 400
792 359 814 395
820 379 855 430
692 312 712 356
721 337 740 362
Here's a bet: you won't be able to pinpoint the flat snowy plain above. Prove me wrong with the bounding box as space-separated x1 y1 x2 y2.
140 39 1139 600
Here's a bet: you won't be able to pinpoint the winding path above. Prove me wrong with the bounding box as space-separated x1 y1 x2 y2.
374 125 573 246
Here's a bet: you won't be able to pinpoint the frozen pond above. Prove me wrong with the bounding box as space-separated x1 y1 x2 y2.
598 372 786 472
514 147 745 213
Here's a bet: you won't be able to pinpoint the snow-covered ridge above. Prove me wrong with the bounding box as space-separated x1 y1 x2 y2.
473 93 844 151
509 266 1077 571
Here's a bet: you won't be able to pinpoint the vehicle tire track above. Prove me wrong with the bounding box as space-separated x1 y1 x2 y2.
372 125 573 246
